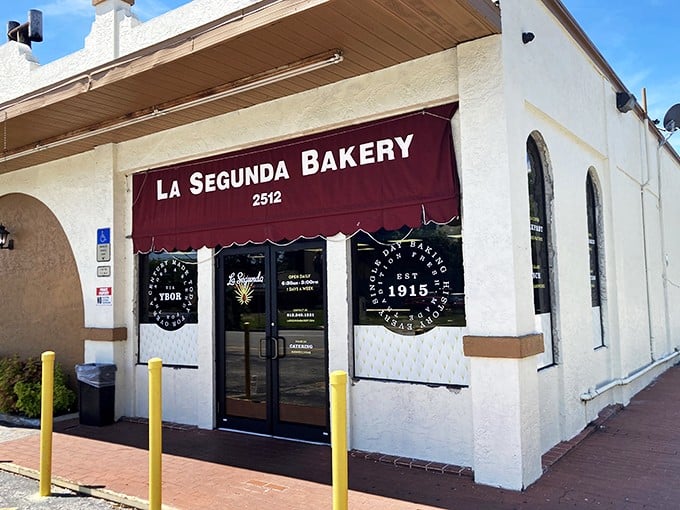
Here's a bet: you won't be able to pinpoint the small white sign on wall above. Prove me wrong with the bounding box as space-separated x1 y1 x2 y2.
97 265 111 277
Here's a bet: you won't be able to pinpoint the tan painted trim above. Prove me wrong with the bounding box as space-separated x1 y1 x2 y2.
82 327 128 342
463 334 544 359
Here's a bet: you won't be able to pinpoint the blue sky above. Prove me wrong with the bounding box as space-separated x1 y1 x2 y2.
2 0 191 62
2 0 678 144
562 0 680 141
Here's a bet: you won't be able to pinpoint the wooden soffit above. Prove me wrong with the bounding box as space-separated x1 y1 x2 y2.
0 0 500 174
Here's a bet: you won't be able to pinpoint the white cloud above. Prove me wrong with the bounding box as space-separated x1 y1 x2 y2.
35 0 93 18
646 77 680 152
133 0 190 20
646 76 680 118
614 62 652 93
32 0 189 21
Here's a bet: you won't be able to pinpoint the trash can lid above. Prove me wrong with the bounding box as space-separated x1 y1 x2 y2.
75 362 117 368
75 363 117 386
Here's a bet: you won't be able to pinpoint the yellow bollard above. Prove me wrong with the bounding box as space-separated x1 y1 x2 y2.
148 358 163 510
330 370 348 510
39 351 55 497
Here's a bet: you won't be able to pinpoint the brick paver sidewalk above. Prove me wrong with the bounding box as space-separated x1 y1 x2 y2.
1 364 680 509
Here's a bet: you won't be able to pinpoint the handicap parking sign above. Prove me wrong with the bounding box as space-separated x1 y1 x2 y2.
97 228 111 245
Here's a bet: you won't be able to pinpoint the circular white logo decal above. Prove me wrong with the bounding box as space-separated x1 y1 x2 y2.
368 241 450 334
148 259 195 331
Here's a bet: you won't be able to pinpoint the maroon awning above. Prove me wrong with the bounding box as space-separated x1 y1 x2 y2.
132 103 459 252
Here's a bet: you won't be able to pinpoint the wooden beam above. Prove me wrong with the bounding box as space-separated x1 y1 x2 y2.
82 327 128 342
463 334 544 359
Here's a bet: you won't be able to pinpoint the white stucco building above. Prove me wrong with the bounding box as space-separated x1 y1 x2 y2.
1 0 679 490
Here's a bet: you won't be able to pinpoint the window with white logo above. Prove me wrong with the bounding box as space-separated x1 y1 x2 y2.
350 220 469 386
138 251 198 367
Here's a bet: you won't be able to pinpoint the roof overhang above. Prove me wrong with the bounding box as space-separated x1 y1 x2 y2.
0 0 500 174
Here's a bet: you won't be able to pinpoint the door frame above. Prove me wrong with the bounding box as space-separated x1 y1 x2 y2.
215 239 330 443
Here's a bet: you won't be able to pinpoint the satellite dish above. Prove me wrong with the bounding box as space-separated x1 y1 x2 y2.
663 104 680 132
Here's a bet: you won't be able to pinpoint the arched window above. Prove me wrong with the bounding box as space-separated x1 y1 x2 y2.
527 135 555 367
586 172 605 348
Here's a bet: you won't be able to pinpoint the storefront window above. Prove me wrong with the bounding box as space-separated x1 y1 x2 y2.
352 220 465 335
586 174 601 307
586 172 605 348
527 135 555 367
527 137 552 315
138 251 198 366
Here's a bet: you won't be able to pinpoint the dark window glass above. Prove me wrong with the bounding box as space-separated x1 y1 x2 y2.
275 248 325 331
527 137 552 314
352 220 465 335
586 175 601 307
223 252 266 331
139 252 198 330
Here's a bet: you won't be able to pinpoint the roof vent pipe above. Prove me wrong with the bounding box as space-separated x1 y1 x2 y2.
6 9 43 47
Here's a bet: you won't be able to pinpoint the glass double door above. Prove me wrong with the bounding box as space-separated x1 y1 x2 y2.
216 241 329 442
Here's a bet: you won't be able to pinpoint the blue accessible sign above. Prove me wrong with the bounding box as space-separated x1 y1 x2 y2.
97 228 111 245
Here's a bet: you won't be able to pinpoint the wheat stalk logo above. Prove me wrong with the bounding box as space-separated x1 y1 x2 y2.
234 281 254 305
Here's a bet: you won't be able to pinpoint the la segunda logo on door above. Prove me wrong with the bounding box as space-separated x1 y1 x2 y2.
227 271 264 306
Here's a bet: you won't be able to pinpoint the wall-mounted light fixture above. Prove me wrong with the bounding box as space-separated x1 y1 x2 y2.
522 32 535 44
616 91 636 113
0 225 14 250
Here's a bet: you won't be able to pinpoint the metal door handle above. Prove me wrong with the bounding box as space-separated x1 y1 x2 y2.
259 336 286 359
271 336 279 360
276 336 286 359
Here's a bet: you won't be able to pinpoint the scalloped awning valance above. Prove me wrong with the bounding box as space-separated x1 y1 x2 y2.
132 103 459 252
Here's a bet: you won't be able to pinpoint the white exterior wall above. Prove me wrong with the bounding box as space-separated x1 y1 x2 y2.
1 14 476 466
115 47 470 459
501 0 680 455
2 0 680 490
0 147 131 402
457 30 544 488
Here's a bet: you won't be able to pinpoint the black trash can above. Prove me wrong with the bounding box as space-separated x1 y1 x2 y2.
75 363 117 426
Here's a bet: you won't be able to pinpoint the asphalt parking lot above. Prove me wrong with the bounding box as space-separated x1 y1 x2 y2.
0 468 130 510
0 421 131 509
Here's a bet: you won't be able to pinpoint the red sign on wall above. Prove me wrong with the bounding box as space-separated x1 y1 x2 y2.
132 103 459 252
96 287 112 306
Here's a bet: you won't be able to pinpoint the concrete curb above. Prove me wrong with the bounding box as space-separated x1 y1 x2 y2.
0 461 177 510
0 412 79 428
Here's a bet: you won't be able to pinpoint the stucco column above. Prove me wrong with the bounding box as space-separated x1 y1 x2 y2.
457 35 543 489
88 0 139 61
194 246 216 429
326 234 352 445
82 143 129 419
